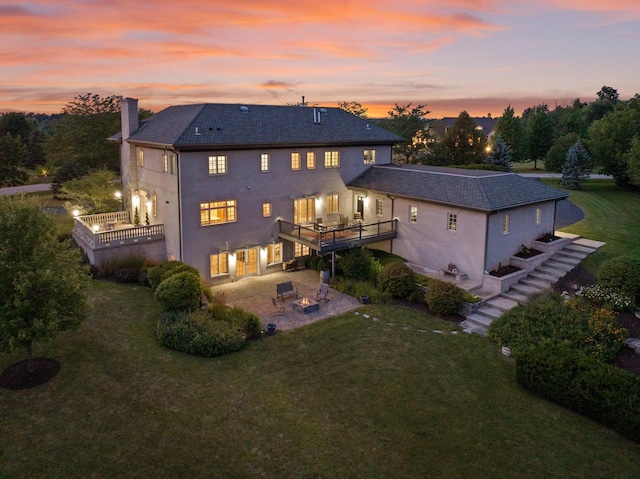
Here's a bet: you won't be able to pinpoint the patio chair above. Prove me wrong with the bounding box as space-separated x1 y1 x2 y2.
272 297 285 315
314 217 323 231
316 283 330 303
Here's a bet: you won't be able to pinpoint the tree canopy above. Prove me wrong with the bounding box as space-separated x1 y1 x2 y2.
560 139 592 190
57 168 123 214
0 134 29 186
440 110 487 165
523 104 554 169
494 105 526 162
486 134 513 172
337 101 368 119
0 196 91 371
377 103 430 163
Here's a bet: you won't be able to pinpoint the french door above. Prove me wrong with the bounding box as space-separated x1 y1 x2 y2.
235 248 258 278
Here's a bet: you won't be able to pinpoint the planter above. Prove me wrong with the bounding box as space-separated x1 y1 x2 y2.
532 236 571 255
359 295 369 305
488 265 521 277
510 251 549 272
320 270 330 284
483 268 528 294
266 323 277 335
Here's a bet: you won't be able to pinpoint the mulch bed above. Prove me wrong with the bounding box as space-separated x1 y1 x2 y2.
553 265 640 375
489 265 521 277
514 248 543 259
0 358 61 390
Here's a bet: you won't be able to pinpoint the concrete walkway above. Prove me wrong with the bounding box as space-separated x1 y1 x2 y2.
0 183 52 196
210 269 361 332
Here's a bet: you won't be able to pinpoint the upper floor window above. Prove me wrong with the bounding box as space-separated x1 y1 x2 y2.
448 212 457 232
261 153 270 172
267 243 282 265
409 205 417 223
200 200 236 226
162 153 168 173
138 148 144 167
263 202 272 217
294 198 314 224
535 207 542 225
210 252 229 277
503 214 510 235
152 193 158 217
208 155 227 175
327 193 339 214
375 199 383 217
169 153 177 175
291 152 301 170
307 152 316 169
324 151 340 168
364 149 376 164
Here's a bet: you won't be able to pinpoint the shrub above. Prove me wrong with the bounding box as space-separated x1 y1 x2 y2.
369 249 406 267
305 255 320 270
331 276 389 304
148 260 200 291
157 310 244 357
337 247 378 282
227 306 262 339
154 271 203 312
516 344 640 443
316 258 328 272
98 255 151 285
488 293 626 361
425 280 464 316
597 255 640 304
381 262 415 298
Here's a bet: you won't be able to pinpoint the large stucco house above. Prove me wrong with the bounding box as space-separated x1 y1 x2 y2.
72 98 568 292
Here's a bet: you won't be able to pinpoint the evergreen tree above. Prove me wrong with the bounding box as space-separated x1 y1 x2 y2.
560 139 592 190
494 105 526 162
486 134 513 171
441 110 487 165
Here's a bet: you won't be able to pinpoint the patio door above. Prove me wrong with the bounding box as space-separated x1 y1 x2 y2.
294 198 314 225
235 248 258 278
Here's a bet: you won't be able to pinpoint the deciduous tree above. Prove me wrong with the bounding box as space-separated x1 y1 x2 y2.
0 196 90 372
377 103 430 163
523 104 554 169
441 110 487 165
494 105 526 162
57 168 122 214
337 101 368 119
0 134 28 186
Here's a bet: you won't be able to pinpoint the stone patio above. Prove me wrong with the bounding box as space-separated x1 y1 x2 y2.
210 269 361 332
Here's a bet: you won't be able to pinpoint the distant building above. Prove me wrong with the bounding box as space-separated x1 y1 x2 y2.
429 114 498 140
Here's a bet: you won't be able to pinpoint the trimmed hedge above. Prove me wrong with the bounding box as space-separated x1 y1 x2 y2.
157 310 244 357
597 255 640 304
154 271 203 312
516 344 640 443
337 247 379 282
148 260 200 291
425 280 464 316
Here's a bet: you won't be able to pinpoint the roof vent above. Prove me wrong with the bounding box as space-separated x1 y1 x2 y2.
240 105 249 113
366 124 371 130
195 127 201 136
319 108 327 114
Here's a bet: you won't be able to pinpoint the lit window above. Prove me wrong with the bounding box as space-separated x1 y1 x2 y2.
169 153 177 175
324 151 340 168
263 202 272 217
261 153 270 172
307 152 316 169
327 193 339 214
410 205 417 223
375 199 383 217
162 153 168 173
291 152 301 170
294 198 314 224
210 252 229 277
138 148 144 167
267 243 282 265
200 200 236 226
536 208 542 225
503 214 510 235
152 193 157 217
294 243 310 258
448 213 457 232
364 149 376 164
208 155 227 175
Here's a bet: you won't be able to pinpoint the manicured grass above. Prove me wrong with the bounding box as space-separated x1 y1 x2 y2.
1 280 639 478
544 179 640 273
512 161 547 173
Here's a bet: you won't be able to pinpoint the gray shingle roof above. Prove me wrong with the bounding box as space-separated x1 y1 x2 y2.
123 103 402 148
347 164 569 212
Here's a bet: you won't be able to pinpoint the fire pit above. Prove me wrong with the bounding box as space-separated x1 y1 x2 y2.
292 297 320 314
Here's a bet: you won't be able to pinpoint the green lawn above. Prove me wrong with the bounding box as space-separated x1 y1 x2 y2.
1 280 639 478
545 179 640 273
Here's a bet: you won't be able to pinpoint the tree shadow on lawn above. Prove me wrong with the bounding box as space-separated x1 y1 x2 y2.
0 358 60 390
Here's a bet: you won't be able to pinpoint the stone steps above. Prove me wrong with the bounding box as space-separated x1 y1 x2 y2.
461 237 604 336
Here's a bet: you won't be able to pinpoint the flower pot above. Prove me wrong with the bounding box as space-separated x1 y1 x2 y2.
359 295 369 305
266 323 277 335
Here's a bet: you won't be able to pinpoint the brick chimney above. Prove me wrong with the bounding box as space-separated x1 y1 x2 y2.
121 98 139 139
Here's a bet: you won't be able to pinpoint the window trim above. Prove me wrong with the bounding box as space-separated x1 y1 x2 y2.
210 252 229 277
447 212 457 232
208 155 227 175
260 153 270 172
503 214 510 235
162 153 168 173
324 150 340 168
262 202 272 217
267 242 283 265
327 193 339 215
364 149 376 164
409 205 417 223
138 148 144 167
200 199 237 226
375 198 383 217
306 151 316 169
291 152 301 170
535 207 542 226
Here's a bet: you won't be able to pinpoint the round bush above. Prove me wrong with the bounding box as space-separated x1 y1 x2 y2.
157 310 244 357
425 280 464 316
148 260 200 291
337 247 377 282
597 255 640 304
381 262 415 298
154 271 203 312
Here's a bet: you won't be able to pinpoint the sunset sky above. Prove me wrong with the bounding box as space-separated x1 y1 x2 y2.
2 0 639 118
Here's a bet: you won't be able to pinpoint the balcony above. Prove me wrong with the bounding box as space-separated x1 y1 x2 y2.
72 211 164 249
278 219 397 253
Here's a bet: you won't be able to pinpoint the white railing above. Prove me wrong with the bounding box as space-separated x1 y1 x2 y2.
73 211 164 248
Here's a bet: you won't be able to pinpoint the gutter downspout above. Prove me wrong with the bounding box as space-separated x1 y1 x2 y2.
177 152 183 261
483 213 491 274
387 194 395 254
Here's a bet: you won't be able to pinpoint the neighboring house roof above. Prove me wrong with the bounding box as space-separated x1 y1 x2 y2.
347 164 569 212
114 103 402 149
435 116 498 137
